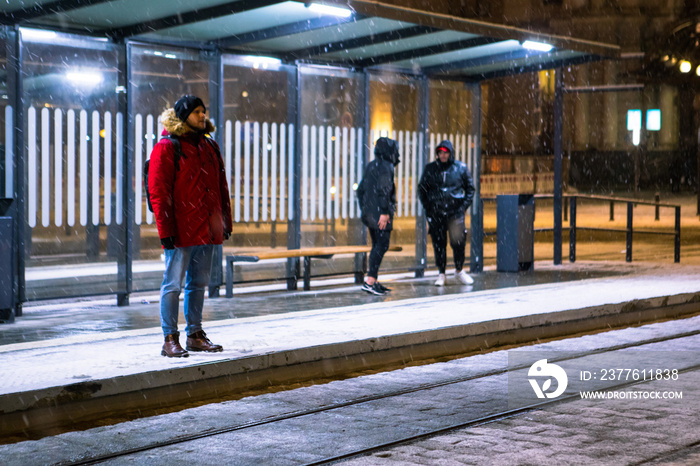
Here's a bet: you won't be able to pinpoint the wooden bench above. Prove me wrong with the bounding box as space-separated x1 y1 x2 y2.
225 245 402 297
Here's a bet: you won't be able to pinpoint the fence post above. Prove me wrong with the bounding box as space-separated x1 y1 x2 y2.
675 206 681 263
569 196 576 262
626 202 633 262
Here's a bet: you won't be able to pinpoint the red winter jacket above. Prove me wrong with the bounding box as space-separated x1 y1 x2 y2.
148 109 233 248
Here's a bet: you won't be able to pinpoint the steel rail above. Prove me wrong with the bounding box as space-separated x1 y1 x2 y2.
308 362 700 465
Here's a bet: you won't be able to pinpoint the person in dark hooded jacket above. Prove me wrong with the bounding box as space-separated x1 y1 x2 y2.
149 95 232 358
418 140 475 287
356 137 400 296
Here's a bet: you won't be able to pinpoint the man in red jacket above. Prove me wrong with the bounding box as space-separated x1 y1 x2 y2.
149 95 233 358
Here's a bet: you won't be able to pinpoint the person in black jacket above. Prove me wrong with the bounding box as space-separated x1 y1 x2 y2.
418 140 475 286
356 137 400 295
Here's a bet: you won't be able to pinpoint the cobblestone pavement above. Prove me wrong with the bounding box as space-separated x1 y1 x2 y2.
342 368 700 466
342 369 699 466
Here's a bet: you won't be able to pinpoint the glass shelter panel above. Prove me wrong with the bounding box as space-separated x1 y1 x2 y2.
299 65 364 252
427 80 475 270
221 56 293 285
428 79 473 166
20 29 121 300
129 44 211 292
368 73 422 272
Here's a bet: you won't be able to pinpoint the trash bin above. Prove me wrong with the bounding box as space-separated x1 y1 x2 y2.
497 194 534 272
0 198 15 322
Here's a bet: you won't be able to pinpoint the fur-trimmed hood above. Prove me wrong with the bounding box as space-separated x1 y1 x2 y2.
160 108 216 136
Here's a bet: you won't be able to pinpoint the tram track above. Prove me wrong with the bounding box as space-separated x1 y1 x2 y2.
60 328 700 466
307 362 700 465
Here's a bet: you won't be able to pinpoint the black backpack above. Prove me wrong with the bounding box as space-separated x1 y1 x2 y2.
144 135 223 213
144 135 182 213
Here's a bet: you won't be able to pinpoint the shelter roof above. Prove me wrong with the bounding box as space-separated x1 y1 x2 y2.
1 0 620 80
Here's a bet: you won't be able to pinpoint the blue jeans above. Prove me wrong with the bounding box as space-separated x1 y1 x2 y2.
160 244 214 337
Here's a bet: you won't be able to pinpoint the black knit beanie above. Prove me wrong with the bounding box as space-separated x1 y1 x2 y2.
174 95 205 122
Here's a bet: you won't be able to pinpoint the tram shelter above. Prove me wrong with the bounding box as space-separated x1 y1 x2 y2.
0 0 620 318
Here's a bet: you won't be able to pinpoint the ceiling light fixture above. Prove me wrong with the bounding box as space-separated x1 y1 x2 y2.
307 3 353 18
244 55 282 69
522 40 554 52
20 28 57 41
66 70 104 86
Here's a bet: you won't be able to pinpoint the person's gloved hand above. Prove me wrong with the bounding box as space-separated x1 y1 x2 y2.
161 236 176 250
223 231 231 240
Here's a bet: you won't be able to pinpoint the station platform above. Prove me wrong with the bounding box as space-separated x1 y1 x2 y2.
2 259 700 440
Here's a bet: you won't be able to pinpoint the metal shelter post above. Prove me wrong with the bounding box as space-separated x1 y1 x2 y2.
286 65 302 290
7 27 23 316
116 41 133 306
469 83 483 273
207 50 224 298
415 76 429 278
354 70 371 282
553 68 563 265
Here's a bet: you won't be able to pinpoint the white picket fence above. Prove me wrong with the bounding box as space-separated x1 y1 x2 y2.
25 107 124 228
9 106 485 229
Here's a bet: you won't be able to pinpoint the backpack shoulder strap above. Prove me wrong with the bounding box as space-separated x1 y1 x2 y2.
162 135 182 171
203 135 224 172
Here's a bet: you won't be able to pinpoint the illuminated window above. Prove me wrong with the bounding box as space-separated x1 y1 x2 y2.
627 110 641 131
627 110 641 146
646 109 660 131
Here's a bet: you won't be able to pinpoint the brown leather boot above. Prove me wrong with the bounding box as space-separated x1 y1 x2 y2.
186 330 223 353
161 333 189 358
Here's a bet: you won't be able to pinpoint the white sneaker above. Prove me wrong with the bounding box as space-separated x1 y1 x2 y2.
456 269 474 285
434 273 446 286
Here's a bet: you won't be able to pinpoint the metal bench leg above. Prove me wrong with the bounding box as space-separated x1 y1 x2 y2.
354 252 366 284
226 257 234 298
303 256 311 291
286 257 298 291
117 292 129 307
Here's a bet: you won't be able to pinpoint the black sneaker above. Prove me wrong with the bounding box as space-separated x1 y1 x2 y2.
361 282 386 295
376 282 392 292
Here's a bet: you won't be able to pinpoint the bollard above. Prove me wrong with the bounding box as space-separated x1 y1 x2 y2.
563 196 568 222
569 196 577 263
626 202 633 262
655 192 660 221
675 206 681 263
609 200 614 221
